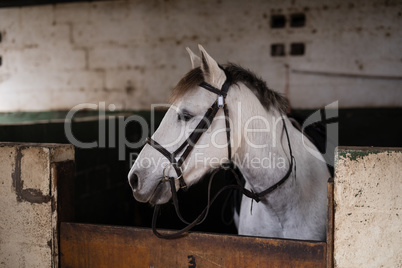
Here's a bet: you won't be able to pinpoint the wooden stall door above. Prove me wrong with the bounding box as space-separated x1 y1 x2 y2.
60 180 334 268
60 222 327 268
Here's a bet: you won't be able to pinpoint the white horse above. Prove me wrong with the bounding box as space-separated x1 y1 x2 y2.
128 45 330 241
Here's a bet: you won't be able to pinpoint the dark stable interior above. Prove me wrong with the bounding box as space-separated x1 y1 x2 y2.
1 108 401 234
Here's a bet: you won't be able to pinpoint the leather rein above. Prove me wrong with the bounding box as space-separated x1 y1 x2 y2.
146 67 295 239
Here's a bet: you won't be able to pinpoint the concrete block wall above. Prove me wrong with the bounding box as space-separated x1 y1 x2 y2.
0 0 401 112
334 147 402 268
0 143 74 268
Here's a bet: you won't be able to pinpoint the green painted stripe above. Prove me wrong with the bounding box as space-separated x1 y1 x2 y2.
0 110 167 125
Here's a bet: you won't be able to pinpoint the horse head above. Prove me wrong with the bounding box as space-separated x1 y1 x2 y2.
128 45 235 205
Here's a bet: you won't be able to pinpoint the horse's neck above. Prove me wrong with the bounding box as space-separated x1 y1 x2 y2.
235 111 298 195
228 87 329 239
229 87 302 204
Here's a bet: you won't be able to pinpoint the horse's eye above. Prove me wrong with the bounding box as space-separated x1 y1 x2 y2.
178 111 194 122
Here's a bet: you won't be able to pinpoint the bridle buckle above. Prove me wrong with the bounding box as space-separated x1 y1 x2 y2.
221 161 234 170
217 95 224 108
162 163 183 182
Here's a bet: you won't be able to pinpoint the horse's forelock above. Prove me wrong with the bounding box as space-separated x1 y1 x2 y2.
169 64 289 114
169 67 204 104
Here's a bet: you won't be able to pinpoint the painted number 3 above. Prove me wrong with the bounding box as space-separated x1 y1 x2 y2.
188 255 196 268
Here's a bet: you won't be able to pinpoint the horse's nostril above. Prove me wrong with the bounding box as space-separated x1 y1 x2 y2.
129 173 139 189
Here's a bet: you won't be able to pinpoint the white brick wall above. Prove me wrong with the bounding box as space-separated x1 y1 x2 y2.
0 0 401 112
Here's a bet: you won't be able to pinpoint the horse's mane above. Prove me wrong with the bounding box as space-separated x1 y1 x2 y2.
169 63 289 114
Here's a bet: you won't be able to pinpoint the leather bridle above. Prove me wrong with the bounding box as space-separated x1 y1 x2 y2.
146 67 295 239
146 69 233 190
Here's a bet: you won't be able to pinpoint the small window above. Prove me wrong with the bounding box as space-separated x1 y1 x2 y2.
271 44 285 57
271 15 286 28
290 43 305 56
0 56 2 66
290 13 306 27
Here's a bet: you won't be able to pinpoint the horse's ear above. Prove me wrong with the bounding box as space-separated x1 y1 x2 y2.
198 44 226 88
186 47 201 69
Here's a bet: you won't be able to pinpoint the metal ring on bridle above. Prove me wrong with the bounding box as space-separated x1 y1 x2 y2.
162 163 183 182
221 161 232 170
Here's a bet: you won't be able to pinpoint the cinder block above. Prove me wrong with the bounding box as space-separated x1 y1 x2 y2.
0 7 20 28
0 92 22 112
71 14 138 47
0 49 22 73
88 46 141 70
290 75 402 109
0 69 104 94
20 5 54 26
0 8 21 52
17 89 127 111
89 1 130 22
3 25 86 72
5 5 54 48
334 147 402 268
105 69 142 92
54 2 91 24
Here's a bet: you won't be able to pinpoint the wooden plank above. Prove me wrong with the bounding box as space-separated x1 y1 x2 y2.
326 178 334 268
52 160 75 268
60 223 326 268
